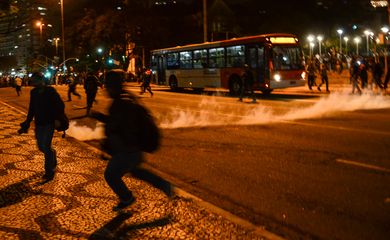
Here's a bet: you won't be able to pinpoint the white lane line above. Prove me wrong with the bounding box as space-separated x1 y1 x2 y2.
336 159 390 174
283 120 390 136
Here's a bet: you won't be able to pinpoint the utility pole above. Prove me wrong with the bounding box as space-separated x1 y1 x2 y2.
60 0 66 73
203 0 207 42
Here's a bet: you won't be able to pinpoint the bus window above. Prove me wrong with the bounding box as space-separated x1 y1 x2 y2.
180 51 193 69
209 47 225 68
167 52 179 69
226 45 245 67
272 46 304 70
193 49 208 68
248 47 257 68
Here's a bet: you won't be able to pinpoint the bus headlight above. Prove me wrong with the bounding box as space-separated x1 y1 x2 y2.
273 74 281 82
301 71 306 80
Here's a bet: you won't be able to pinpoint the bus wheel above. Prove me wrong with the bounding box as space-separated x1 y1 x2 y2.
261 89 273 95
229 77 241 96
169 76 178 91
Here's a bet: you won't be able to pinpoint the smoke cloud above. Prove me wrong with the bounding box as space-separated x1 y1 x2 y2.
67 91 390 140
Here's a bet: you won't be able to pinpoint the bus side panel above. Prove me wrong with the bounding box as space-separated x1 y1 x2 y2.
220 68 243 89
165 69 222 88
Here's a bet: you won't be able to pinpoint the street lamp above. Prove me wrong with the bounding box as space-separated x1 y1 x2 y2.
354 37 361 56
317 35 323 56
344 36 349 55
364 30 373 55
307 35 314 57
53 37 60 56
337 29 343 54
60 0 66 73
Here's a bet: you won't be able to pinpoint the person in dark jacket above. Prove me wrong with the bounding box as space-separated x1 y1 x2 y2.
140 68 153 97
239 64 256 102
84 71 100 115
18 72 65 181
67 75 81 101
91 70 171 212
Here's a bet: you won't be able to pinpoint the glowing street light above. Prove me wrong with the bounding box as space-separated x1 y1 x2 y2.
364 30 373 55
317 35 323 56
36 21 44 42
354 37 361 55
344 36 349 54
337 29 343 53
307 35 314 57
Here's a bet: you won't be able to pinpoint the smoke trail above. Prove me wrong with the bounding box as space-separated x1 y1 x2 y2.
66 121 105 141
67 91 390 140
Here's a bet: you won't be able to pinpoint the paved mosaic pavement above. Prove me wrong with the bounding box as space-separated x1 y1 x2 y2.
0 102 270 239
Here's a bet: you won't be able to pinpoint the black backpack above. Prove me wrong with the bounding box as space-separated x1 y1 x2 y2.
121 94 161 153
135 103 161 153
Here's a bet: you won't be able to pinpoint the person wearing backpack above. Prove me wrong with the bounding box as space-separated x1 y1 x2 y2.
17 72 65 181
91 70 171 212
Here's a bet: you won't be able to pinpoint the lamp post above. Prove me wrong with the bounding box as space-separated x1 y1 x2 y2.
317 35 323 56
307 35 314 58
344 36 349 55
203 0 207 42
337 29 343 54
60 0 66 73
354 37 361 56
53 37 60 56
364 30 372 55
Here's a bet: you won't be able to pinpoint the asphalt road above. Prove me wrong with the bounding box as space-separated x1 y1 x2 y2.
1 84 389 240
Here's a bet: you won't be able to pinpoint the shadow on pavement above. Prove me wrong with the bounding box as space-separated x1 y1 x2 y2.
88 212 172 239
0 173 42 208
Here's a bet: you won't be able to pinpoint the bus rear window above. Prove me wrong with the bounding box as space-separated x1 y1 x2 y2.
272 46 304 70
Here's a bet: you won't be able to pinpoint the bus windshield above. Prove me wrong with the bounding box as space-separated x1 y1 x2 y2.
272 46 304 70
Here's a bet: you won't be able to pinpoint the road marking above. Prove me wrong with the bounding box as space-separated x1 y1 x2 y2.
336 159 390 174
283 120 390 136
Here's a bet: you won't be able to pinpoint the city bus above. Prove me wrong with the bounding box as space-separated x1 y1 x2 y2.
150 33 306 95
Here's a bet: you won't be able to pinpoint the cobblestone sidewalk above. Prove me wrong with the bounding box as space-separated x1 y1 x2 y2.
0 102 270 239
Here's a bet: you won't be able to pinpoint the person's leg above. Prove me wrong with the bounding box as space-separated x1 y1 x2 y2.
104 152 140 203
35 125 56 178
67 88 72 101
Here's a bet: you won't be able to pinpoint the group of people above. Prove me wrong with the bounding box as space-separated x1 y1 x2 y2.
17 70 171 212
306 58 330 92
349 57 389 95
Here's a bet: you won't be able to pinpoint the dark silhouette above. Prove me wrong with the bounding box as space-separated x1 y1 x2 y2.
318 63 329 92
15 76 22 96
239 64 256 102
140 68 153 97
67 75 81 101
307 60 317 90
84 71 100 116
91 70 171 212
18 72 65 181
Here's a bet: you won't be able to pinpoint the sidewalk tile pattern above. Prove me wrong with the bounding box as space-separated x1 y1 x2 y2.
0 103 267 239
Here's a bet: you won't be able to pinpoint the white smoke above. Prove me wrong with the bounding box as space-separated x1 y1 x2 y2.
161 90 390 128
66 121 105 141
67 90 390 140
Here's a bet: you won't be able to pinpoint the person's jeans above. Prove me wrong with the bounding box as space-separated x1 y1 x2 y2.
35 124 57 175
104 151 142 202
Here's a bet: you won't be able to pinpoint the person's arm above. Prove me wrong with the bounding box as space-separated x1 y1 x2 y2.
18 90 34 133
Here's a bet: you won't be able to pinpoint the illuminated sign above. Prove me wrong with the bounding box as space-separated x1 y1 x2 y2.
371 0 388 7
269 37 297 44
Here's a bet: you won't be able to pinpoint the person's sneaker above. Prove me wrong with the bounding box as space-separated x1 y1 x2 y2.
113 196 135 212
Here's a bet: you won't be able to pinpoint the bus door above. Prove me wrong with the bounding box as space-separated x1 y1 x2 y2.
157 55 166 84
247 45 265 85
